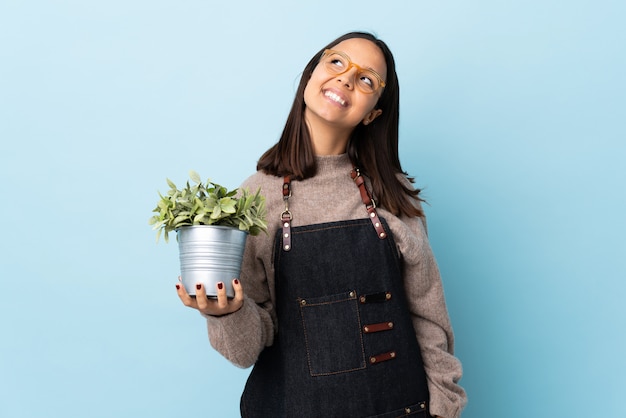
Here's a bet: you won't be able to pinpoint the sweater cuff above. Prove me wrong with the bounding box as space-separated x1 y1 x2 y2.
201 296 250 327
428 387 464 418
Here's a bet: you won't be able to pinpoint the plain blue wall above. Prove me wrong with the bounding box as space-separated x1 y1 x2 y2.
1 1 624 417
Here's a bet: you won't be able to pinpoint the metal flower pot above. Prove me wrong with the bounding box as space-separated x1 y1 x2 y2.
177 225 248 298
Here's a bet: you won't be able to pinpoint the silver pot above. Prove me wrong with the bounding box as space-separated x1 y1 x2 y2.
177 225 248 298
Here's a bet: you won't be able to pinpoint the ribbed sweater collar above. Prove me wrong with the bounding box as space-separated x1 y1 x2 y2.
314 153 352 175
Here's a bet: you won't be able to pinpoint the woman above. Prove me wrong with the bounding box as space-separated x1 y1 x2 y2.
176 31 467 418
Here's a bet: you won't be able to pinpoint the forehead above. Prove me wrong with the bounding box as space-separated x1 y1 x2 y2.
330 38 387 79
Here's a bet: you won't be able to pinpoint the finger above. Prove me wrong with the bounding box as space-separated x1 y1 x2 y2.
232 279 244 307
215 281 228 310
195 283 209 310
176 281 197 309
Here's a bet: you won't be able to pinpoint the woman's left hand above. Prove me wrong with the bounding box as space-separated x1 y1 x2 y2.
176 277 244 316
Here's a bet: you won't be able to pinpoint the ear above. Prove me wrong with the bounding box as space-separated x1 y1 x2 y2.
362 109 383 125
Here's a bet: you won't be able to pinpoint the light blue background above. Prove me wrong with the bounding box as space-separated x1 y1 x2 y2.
1 1 624 417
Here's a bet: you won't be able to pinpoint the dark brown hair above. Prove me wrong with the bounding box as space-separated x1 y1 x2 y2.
257 31 423 217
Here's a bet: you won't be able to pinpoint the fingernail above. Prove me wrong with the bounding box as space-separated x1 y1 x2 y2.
196 284 201 290
217 282 224 290
175 284 180 290
233 279 239 285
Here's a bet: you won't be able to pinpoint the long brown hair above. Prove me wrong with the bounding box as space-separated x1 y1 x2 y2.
257 32 423 217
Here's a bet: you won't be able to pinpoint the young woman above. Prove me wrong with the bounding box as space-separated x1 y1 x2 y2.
176 31 467 418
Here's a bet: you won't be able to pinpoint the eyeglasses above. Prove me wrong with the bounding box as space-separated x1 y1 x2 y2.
321 49 386 94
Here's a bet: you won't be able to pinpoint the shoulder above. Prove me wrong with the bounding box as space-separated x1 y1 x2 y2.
239 170 283 193
392 172 427 229
239 171 286 218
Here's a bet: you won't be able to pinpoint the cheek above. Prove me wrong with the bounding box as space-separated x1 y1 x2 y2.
361 95 381 114
303 81 314 107
303 72 323 105
305 69 324 90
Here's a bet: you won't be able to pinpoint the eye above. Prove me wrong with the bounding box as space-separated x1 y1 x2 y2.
329 57 346 69
359 74 374 87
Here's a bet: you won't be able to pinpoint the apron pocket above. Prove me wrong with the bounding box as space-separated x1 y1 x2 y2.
298 290 366 376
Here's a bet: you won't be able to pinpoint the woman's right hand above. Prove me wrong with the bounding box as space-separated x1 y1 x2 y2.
176 277 244 316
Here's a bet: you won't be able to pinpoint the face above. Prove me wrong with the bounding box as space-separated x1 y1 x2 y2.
303 38 387 132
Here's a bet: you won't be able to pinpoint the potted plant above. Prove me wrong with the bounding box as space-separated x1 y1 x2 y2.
149 170 267 298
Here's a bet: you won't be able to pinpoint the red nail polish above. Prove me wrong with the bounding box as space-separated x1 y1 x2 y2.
196 284 201 290
217 282 224 290
234 279 239 285
175 284 180 290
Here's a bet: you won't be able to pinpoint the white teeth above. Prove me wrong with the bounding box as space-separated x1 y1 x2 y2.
324 91 346 106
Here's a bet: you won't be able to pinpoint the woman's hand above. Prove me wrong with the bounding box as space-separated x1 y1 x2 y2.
176 277 244 316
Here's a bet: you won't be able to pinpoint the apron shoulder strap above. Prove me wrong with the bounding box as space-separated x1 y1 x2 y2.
350 168 387 240
281 176 292 251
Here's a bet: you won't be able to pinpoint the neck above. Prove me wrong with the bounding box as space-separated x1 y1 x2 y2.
305 113 353 156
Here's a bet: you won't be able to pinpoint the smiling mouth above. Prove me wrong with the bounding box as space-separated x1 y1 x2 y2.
324 90 347 107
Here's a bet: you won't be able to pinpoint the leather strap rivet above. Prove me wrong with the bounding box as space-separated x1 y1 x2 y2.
370 212 375 218
284 244 291 250
283 222 290 228
388 322 394 329
405 408 411 414
364 326 370 333
360 296 366 303
390 351 396 358
419 403 426 409
379 232 386 238
386 292 392 300
283 233 289 238
300 299 306 306
349 291 355 298
369 357 376 364
375 222 380 228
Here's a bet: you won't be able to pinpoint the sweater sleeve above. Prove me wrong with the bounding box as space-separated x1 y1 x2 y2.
393 212 467 418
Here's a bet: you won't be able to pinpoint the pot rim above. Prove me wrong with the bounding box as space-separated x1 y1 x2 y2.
176 225 249 234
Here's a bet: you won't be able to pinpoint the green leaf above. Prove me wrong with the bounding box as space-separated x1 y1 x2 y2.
193 213 207 224
189 170 201 184
219 197 237 214
210 205 222 219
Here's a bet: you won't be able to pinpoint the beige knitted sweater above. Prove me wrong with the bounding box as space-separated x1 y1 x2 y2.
204 154 467 418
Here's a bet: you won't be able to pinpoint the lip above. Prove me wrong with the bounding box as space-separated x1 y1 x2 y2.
322 88 349 108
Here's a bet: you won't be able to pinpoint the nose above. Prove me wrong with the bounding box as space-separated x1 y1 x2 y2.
336 66 358 90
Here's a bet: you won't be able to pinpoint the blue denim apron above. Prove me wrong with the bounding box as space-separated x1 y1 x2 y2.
240 175 430 418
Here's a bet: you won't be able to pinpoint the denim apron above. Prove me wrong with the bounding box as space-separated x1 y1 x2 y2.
240 174 430 418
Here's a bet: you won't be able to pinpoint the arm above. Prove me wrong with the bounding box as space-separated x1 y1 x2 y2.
204 233 276 368
203 294 275 368
397 213 467 418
